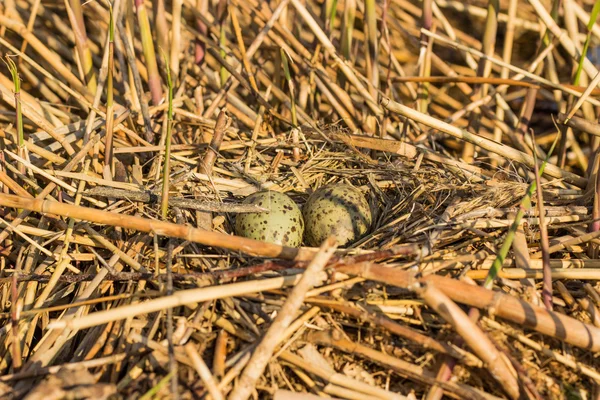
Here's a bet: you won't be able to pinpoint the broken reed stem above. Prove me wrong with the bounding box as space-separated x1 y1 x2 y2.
229 237 337 400
200 110 227 175
184 343 224 400
417 283 519 399
197 109 228 229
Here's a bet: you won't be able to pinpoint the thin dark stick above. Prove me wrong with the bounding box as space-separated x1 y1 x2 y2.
6 263 288 284
84 187 267 213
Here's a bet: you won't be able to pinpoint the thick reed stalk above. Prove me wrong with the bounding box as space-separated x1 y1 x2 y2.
0 193 313 261
341 263 600 352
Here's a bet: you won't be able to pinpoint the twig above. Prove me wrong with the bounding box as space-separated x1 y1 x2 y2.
228 236 337 400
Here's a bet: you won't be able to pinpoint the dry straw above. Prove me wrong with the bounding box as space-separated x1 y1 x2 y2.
3 0 600 397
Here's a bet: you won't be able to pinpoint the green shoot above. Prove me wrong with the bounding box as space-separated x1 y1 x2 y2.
5 56 25 174
5 57 23 151
161 50 174 219
327 0 338 33
573 0 600 86
483 134 560 289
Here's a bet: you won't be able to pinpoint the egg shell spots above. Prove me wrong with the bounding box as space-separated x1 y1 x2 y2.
235 191 304 247
303 184 371 247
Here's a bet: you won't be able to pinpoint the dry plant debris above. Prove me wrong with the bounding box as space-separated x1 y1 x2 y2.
2 0 600 399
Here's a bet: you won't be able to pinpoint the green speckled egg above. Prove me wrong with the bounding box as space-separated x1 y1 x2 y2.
235 191 304 247
303 184 371 247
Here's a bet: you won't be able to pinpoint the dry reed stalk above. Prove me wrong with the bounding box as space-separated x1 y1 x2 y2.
420 29 600 107
2 0 600 396
466 268 600 280
169 0 183 78
135 0 162 105
416 283 519 399
279 351 406 400
309 330 496 400
528 0 598 79
212 329 228 379
46 271 327 331
461 0 499 162
484 317 600 383
229 237 337 400
290 0 381 117
104 6 115 179
0 191 318 259
381 96 587 187
341 263 600 351
0 15 89 97
64 0 96 93
0 133 101 245
184 343 224 400
197 110 228 229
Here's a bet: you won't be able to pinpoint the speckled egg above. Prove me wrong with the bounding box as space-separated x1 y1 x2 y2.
235 191 304 247
303 184 371 247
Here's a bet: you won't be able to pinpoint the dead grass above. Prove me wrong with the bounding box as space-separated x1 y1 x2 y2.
1 0 600 399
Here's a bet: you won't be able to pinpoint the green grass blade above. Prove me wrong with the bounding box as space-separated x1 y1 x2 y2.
574 0 600 85
483 134 560 289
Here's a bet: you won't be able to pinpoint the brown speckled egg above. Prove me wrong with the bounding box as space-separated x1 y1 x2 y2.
303 184 371 247
235 191 304 247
